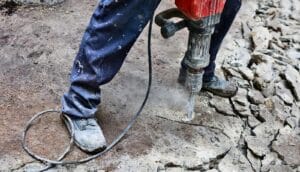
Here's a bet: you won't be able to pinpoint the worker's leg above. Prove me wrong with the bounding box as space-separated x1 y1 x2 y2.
203 0 242 81
62 0 161 118
199 0 241 98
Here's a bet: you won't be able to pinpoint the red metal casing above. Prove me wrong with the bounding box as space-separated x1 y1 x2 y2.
175 0 226 21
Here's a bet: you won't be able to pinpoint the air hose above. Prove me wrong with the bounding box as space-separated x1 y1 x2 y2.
22 17 154 171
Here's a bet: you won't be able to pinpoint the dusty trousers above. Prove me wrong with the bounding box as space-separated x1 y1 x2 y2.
62 0 241 118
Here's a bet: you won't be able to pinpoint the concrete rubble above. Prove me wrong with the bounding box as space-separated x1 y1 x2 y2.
0 0 299 171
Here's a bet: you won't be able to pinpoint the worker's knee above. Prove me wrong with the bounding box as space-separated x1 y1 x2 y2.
226 0 242 13
233 0 242 12
236 0 242 11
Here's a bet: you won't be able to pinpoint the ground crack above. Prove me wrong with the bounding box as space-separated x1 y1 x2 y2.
11 161 36 172
269 130 288 165
156 115 231 139
162 148 231 172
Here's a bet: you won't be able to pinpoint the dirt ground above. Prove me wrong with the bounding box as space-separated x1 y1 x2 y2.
0 0 300 171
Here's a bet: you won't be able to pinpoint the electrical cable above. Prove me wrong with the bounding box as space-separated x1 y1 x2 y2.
22 16 154 171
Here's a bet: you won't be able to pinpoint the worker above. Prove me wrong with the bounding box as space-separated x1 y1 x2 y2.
61 0 242 153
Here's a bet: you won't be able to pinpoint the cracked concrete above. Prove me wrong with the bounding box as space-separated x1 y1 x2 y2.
0 0 300 171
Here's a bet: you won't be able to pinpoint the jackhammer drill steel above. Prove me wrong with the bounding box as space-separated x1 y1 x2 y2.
185 71 204 93
182 29 213 70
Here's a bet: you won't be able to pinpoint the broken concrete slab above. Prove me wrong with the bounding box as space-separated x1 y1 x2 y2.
253 62 274 83
283 65 300 101
271 96 292 123
269 165 294 172
218 148 253 172
251 26 272 51
247 115 261 128
238 66 254 81
246 149 261 172
272 127 300 166
251 51 275 65
252 121 283 142
231 88 252 117
275 81 294 105
245 135 270 157
261 152 282 172
248 89 265 105
209 96 236 116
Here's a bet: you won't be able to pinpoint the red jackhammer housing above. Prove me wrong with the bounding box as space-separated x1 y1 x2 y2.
175 0 226 21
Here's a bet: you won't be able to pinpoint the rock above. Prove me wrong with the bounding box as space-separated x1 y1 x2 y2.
246 149 261 172
271 96 291 123
232 88 249 106
165 167 184 172
269 165 293 172
233 105 252 117
238 66 254 81
251 51 274 64
275 81 294 105
209 96 236 116
253 62 274 83
283 65 300 101
235 38 251 49
241 21 252 41
286 117 298 129
256 105 275 122
251 26 272 51
286 48 300 60
13 0 64 5
206 169 218 172
247 89 265 105
267 17 282 32
249 104 260 117
218 148 253 172
245 136 270 157
269 42 285 55
291 104 300 127
247 115 261 128
261 80 276 98
252 121 283 142
280 0 292 17
253 77 267 91
261 152 282 172
272 128 300 166
231 88 252 117
222 48 251 68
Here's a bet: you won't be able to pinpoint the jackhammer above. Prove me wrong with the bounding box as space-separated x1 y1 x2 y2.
155 0 226 120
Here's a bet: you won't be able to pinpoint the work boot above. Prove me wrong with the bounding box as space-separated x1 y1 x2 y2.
61 114 107 153
202 76 238 98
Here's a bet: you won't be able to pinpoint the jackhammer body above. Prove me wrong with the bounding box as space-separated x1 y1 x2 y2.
155 0 226 120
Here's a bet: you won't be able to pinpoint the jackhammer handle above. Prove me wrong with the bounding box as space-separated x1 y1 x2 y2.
160 20 186 39
155 8 187 39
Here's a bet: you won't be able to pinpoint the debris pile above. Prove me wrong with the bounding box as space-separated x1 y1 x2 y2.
217 0 300 171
